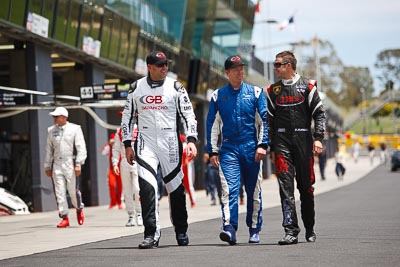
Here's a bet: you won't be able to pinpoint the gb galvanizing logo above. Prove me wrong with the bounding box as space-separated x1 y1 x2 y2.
139 95 168 110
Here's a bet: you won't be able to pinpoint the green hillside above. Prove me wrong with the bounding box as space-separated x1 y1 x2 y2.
348 115 399 135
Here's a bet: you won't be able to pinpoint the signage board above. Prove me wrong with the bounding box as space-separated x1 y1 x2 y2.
79 84 130 101
0 91 30 107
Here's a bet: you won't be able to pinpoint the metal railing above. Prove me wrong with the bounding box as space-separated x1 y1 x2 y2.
344 90 400 130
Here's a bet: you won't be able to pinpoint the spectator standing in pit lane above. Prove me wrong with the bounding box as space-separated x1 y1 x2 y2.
44 107 87 228
112 121 143 227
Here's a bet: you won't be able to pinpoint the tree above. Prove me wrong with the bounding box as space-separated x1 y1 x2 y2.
325 88 340 104
293 38 376 110
294 38 343 93
375 49 400 91
339 67 374 108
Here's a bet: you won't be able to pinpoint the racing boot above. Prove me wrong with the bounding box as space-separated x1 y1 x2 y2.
136 213 143 226
248 228 260 243
219 224 237 245
125 215 136 227
138 236 159 249
306 230 317 242
57 216 70 228
176 232 189 246
278 233 298 245
77 209 84 225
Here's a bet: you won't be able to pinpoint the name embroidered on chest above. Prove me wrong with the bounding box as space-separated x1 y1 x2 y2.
276 95 305 106
242 94 251 99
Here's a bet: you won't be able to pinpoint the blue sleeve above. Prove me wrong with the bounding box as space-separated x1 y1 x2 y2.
206 92 218 154
258 90 269 148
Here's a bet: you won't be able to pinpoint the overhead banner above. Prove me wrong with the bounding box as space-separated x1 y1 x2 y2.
82 36 101 58
80 84 129 101
26 12 49 38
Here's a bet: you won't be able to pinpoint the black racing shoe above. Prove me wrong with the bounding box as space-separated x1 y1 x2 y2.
176 232 189 246
278 234 298 245
138 236 159 249
306 230 317 242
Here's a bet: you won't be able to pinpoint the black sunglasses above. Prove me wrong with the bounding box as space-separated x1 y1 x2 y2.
273 61 289 68
155 62 168 67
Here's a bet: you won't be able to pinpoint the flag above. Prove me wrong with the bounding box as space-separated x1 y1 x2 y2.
255 0 261 13
278 15 295 31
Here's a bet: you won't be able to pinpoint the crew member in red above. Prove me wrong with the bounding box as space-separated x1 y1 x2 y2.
101 133 123 209
180 134 196 208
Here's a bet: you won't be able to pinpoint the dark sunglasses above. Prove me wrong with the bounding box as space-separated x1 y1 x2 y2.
155 62 168 67
273 61 289 68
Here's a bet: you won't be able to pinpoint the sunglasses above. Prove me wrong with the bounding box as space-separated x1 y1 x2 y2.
155 62 168 67
273 61 289 68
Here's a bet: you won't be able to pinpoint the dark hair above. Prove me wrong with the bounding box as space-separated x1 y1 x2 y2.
276 50 297 70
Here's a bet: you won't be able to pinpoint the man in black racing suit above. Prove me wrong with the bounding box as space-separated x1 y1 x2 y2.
121 51 198 249
266 51 326 245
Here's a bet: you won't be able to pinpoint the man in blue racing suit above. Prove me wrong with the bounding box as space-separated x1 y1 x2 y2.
206 55 269 245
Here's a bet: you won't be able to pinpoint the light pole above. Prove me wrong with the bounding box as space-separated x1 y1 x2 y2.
391 87 396 134
360 87 366 135
253 19 279 82
386 80 396 134
312 36 321 91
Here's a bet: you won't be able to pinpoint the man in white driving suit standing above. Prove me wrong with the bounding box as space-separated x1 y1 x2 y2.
44 107 87 228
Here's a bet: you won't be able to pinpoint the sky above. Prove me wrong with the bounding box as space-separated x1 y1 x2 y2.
251 0 400 90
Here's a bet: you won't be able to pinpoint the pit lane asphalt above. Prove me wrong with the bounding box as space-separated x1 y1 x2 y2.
1 156 399 266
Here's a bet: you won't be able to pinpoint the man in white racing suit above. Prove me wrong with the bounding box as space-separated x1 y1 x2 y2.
44 107 87 228
112 124 143 227
121 51 198 249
